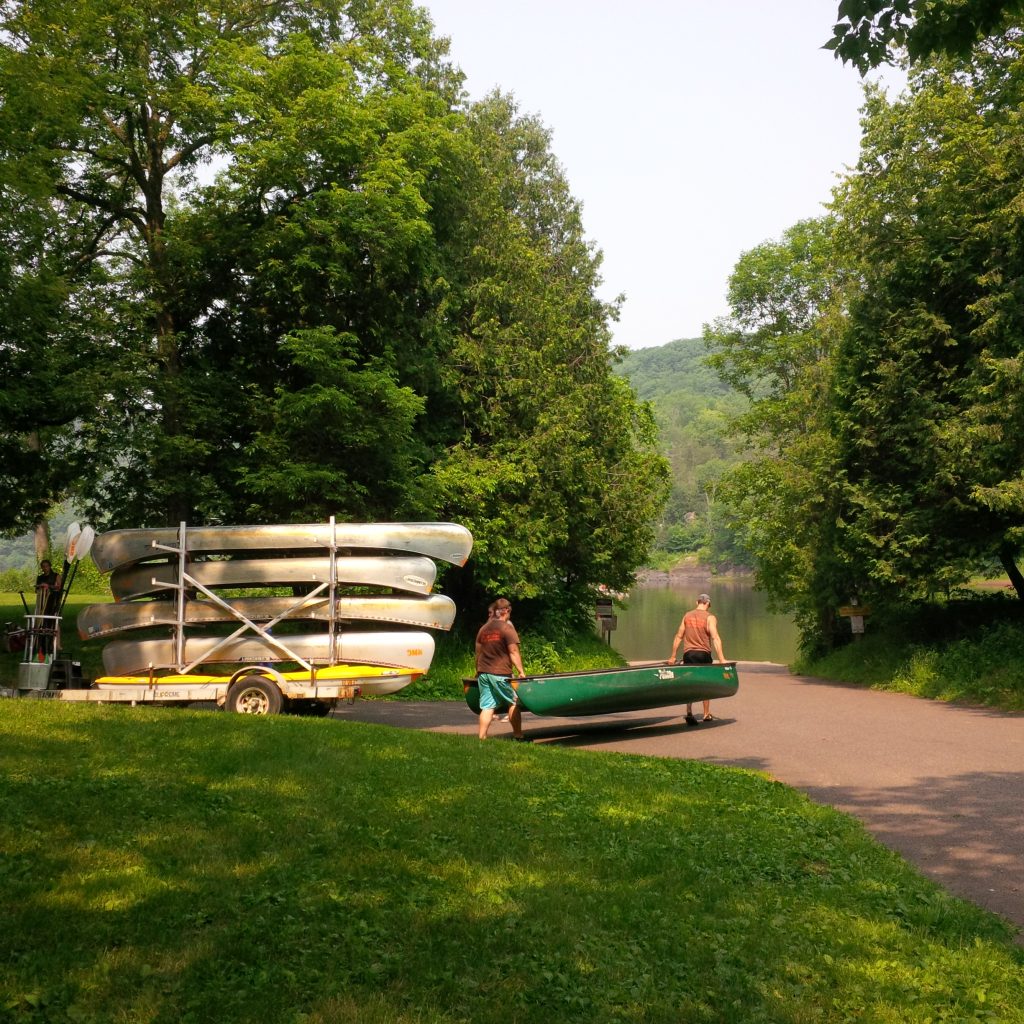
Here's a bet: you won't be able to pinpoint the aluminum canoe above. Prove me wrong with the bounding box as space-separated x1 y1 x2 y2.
109 555 437 601
77 594 457 639
91 522 473 572
101 630 436 675
463 661 739 717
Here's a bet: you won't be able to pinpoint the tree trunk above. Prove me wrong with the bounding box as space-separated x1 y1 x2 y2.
998 543 1024 600
26 431 50 562
34 521 49 564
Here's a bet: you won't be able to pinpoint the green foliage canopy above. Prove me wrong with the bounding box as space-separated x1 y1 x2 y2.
827 0 1024 72
830 41 1024 600
0 3 668 622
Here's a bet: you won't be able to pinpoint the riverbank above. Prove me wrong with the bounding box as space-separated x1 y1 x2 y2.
633 560 753 586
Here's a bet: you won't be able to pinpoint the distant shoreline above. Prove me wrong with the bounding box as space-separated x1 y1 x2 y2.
634 564 754 587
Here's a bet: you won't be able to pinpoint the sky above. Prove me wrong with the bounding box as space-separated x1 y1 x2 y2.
419 0 903 350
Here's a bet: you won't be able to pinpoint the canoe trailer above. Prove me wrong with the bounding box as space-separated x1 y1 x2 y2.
2 518 468 715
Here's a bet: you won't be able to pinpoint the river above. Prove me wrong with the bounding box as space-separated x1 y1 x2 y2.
604 579 800 665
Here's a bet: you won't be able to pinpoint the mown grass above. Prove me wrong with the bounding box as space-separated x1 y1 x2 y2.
795 595 1024 711
1 701 1021 1024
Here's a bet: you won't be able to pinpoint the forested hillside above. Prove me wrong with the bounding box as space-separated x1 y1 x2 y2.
616 338 748 566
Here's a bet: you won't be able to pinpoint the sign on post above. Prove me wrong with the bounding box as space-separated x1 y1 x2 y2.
838 603 871 635
595 597 616 644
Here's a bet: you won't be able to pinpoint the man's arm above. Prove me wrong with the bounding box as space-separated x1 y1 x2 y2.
507 642 525 678
708 615 725 662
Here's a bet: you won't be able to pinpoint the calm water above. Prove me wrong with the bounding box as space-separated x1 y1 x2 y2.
605 580 800 665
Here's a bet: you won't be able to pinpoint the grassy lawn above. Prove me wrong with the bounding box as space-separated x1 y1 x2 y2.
1 702 1022 1024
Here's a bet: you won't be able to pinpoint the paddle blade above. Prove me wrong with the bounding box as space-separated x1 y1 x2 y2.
64 522 81 556
73 525 95 560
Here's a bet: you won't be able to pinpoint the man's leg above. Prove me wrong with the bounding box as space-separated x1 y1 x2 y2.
508 703 523 739
478 707 495 740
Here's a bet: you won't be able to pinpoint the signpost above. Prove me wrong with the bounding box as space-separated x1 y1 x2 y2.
838 601 871 636
596 596 617 644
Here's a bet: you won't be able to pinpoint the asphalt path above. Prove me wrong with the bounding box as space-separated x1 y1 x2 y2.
333 661 1024 940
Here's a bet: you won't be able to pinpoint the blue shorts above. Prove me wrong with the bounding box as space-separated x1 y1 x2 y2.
477 673 517 711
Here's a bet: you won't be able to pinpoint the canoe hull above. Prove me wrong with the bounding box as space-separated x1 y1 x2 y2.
91 522 473 572
77 594 457 639
109 555 437 601
103 630 435 675
464 662 739 717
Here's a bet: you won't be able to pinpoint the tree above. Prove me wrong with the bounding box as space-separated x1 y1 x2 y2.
830 41 1024 599
704 219 853 649
427 94 669 621
1 8 666 623
827 0 1024 72
0 0 454 525
0 155 112 545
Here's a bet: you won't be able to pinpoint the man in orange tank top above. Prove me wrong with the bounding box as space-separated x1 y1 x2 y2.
668 593 726 726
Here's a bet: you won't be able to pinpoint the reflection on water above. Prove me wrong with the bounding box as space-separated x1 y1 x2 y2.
606 579 800 665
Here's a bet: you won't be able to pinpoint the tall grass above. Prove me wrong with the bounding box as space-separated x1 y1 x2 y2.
1 703 1021 1024
796 595 1024 711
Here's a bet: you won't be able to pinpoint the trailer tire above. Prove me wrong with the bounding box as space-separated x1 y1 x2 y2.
226 677 283 715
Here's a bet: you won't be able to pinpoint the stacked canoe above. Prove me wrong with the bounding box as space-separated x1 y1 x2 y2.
79 522 473 686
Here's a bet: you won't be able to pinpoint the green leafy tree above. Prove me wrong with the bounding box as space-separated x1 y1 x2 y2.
0 0 453 526
428 94 669 622
1 6 665 624
830 41 1024 599
827 0 1024 72
705 219 853 649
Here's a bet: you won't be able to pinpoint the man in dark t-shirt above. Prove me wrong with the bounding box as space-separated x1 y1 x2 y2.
475 597 529 741
34 559 62 615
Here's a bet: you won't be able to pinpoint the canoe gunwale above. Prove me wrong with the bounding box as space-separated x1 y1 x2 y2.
91 520 474 572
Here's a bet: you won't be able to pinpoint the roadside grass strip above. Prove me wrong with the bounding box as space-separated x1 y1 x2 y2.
1 702 1022 1024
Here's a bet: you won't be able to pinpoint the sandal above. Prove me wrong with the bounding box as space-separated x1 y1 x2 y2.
702 714 715 722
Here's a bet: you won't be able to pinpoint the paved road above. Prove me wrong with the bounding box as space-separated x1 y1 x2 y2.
333 662 1024 939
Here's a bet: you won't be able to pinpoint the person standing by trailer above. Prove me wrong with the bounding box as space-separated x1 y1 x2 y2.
669 593 726 725
475 597 530 742
34 560 62 615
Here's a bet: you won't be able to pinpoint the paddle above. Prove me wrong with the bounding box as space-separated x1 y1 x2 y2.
55 522 82 598
58 525 95 616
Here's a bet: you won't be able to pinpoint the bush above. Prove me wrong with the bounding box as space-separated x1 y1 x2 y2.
796 593 1024 710
0 568 33 593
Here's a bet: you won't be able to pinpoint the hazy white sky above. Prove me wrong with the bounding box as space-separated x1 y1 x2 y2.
420 0 901 350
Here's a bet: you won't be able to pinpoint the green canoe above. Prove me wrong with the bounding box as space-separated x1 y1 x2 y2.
463 661 738 717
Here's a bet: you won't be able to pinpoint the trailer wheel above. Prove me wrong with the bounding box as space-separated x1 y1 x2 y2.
226 677 283 715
